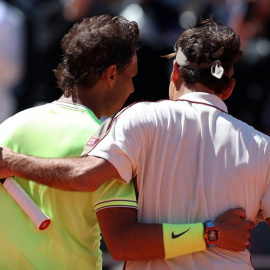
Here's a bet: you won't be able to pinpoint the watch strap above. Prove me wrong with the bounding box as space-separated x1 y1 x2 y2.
204 220 220 248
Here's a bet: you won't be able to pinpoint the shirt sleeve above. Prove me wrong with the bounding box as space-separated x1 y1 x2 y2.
89 103 149 182
94 179 138 213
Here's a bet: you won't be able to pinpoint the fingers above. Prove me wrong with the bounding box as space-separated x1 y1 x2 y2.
215 207 246 223
214 207 256 252
224 208 255 229
245 219 255 230
227 207 247 219
245 239 251 249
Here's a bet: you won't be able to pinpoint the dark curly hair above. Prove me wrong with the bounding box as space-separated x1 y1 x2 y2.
54 14 139 97
166 17 242 94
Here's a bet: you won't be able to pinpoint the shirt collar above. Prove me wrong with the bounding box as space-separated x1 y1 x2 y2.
177 92 228 113
52 100 92 112
52 101 102 124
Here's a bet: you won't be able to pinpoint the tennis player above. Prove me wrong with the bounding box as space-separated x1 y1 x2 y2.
0 16 255 269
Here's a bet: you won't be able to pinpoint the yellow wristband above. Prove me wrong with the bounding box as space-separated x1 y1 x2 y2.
163 223 206 259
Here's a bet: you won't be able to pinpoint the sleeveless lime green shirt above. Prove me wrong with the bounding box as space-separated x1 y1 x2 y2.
0 101 137 269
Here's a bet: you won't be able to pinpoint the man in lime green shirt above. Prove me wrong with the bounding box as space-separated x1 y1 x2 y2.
0 14 139 269
0 100 138 269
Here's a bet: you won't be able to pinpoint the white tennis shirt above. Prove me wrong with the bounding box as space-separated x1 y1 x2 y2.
90 92 270 269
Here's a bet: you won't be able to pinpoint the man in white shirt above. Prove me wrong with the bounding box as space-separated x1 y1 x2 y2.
0 17 264 269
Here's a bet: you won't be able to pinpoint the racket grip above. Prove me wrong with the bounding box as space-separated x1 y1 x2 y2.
2 177 51 230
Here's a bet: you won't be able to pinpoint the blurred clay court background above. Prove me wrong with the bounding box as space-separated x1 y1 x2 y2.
0 0 270 269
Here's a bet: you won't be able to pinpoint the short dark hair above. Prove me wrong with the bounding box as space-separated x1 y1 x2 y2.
54 14 139 96
167 17 242 94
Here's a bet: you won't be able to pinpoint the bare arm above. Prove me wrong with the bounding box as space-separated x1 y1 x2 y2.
97 207 163 261
0 146 119 192
97 207 254 261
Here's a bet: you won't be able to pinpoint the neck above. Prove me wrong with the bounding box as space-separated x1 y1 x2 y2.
58 89 103 119
177 82 216 99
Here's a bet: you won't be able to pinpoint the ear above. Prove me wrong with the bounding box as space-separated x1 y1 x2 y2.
221 77 235 100
102 65 117 86
171 60 181 84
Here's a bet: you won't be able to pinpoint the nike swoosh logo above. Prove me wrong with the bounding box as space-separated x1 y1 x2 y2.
171 228 190 239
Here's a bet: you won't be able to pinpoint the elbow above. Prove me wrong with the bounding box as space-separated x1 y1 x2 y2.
68 155 113 192
108 248 128 262
106 239 130 261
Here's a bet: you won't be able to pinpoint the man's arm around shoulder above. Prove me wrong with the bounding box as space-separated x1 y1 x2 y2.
0 146 119 191
97 207 254 261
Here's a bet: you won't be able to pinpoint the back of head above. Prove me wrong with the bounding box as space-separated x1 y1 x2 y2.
171 17 242 94
54 14 139 96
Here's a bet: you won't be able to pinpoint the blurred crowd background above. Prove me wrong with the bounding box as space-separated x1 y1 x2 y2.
0 0 270 269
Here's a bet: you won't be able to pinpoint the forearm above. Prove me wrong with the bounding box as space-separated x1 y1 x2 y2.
104 217 251 261
98 207 254 261
103 222 205 261
97 208 205 261
0 146 120 191
108 223 165 261
3 152 83 191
